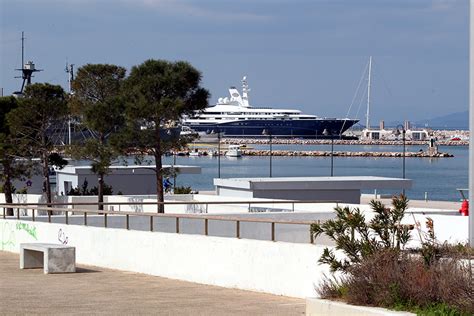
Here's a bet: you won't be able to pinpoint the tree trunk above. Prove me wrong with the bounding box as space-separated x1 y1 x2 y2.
42 152 52 207
98 172 104 211
2 159 14 216
155 127 164 213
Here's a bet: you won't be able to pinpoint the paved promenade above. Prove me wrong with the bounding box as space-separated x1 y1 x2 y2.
360 196 460 211
0 251 304 315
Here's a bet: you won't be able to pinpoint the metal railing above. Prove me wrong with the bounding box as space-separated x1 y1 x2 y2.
2 199 339 214
0 200 336 243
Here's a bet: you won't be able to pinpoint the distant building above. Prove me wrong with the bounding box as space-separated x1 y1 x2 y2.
56 165 201 196
361 120 430 141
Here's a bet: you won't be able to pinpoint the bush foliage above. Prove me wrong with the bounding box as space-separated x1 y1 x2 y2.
173 186 193 194
313 195 474 315
310 195 412 272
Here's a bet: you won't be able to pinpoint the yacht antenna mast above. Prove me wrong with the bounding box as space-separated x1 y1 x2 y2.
241 76 250 107
366 56 372 129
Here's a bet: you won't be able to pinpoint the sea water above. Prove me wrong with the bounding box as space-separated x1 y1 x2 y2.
162 144 468 202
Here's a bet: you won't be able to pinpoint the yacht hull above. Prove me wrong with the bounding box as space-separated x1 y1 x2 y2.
184 118 359 138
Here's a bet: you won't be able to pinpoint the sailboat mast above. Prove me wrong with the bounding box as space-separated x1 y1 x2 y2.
366 56 372 129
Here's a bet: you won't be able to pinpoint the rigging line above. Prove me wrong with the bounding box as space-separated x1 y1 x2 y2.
354 84 368 122
339 59 370 135
372 59 393 97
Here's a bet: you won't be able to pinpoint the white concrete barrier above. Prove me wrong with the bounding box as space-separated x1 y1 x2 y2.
306 298 415 316
0 219 330 298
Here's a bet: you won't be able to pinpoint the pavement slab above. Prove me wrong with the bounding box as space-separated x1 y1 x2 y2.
0 251 305 315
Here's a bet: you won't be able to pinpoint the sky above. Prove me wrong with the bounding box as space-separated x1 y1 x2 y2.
0 0 469 125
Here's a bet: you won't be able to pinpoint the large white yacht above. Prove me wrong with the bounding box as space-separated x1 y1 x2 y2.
182 76 358 138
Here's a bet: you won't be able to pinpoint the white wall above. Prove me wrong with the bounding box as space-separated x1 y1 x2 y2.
1 193 468 244
0 218 329 298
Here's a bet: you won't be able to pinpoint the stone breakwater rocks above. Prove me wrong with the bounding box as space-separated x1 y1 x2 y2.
222 138 468 146
241 150 453 158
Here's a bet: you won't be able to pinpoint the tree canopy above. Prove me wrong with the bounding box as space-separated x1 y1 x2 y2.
69 64 127 209
123 59 209 211
7 83 68 204
0 96 25 213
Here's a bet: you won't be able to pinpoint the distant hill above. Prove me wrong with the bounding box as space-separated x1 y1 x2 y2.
414 111 468 130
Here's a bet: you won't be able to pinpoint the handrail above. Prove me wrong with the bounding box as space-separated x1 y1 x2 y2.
0 199 340 206
1 203 324 243
2 205 319 225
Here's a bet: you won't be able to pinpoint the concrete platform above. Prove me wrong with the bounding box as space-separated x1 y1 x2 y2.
0 251 304 315
215 176 412 203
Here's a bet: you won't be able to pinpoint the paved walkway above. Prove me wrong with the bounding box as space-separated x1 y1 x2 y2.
360 196 460 211
0 251 305 315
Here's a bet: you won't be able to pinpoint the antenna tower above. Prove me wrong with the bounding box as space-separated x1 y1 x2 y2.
15 31 42 94
65 62 75 94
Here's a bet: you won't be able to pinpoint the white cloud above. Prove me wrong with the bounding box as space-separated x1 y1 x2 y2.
431 0 463 11
119 0 272 22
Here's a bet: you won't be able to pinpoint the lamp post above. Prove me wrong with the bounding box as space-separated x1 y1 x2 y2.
211 129 221 178
173 152 177 190
323 129 334 176
395 125 406 195
262 129 272 177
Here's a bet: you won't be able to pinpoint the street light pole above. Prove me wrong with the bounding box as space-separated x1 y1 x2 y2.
396 125 406 195
173 152 177 190
402 129 406 180
212 129 221 178
262 129 272 177
218 130 221 178
269 132 273 177
330 137 334 177
323 129 334 176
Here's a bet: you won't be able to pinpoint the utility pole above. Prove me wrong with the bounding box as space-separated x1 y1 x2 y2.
65 62 75 145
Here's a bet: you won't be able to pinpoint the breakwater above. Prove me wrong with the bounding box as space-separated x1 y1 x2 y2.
221 138 468 146
178 149 453 158
241 150 453 158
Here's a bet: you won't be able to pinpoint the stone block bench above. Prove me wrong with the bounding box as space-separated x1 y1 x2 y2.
20 243 76 274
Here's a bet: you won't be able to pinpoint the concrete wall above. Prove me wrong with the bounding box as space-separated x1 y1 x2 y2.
0 193 468 244
217 187 362 203
0 218 330 298
253 189 361 204
56 165 201 196
57 171 159 196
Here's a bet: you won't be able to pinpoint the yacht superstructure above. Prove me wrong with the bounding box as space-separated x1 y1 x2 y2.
182 76 358 138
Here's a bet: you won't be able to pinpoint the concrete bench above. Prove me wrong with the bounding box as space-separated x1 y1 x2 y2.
20 243 76 274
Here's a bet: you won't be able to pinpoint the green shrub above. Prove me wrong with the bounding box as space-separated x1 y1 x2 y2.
311 195 412 272
173 186 192 194
67 179 113 196
314 195 474 315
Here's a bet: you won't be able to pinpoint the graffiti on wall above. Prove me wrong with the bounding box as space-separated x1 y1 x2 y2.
58 228 69 245
16 222 38 240
1 222 16 250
